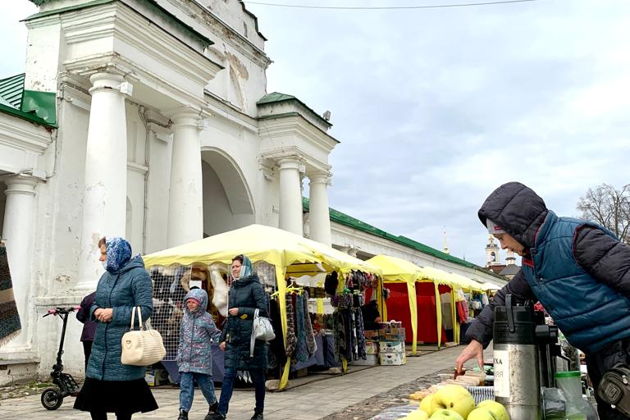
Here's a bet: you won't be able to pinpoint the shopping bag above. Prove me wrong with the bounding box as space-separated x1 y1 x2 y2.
250 308 275 357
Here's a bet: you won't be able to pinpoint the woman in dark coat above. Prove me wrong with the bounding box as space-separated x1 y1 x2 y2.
213 255 267 420
74 237 158 419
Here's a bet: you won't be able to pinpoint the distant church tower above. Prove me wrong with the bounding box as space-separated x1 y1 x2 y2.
505 249 516 266
485 235 501 267
442 229 450 255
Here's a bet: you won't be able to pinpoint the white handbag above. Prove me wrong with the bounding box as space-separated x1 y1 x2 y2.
250 308 275 357
121 306 166 366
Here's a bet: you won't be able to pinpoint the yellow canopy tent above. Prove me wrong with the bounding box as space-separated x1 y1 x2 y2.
365 255 424 355
414 266 456 349
143 224 380 389
367 256 485 351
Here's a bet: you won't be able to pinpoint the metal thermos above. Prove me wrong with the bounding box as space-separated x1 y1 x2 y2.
493 294 542 420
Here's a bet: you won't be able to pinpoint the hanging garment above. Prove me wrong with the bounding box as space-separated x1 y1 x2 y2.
0 243 21 345
354 307 367 360
268 298 287 369
302 290 317 357
285 295 297 358
294 294 309 363
456 300 469 323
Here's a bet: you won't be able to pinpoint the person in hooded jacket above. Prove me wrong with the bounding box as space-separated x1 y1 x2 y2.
211 254 268 420
76 291 97 370
176 287 222 420
74 237 158 419
455 182 630 420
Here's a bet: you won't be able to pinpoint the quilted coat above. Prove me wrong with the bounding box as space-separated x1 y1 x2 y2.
220 274 269 370
176 288 222 375
87 254 153 381
466 182 630 354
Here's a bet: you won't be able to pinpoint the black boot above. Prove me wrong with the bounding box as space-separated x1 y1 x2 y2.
177 410 188 420
250 410 263 420
203 401 219 420
205 412 225 420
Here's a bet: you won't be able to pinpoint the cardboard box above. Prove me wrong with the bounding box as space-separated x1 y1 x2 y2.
379 341 404 354
379 352 407 366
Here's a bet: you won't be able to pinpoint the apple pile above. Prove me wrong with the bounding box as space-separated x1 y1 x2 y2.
403 384 509 420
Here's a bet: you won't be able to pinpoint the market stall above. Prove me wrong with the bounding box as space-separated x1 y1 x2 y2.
143 224 381 390
366 255 488 352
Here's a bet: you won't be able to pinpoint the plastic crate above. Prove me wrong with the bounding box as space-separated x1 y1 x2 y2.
467 386 495 404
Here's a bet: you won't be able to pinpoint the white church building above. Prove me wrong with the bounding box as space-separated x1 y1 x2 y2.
0 0 505 383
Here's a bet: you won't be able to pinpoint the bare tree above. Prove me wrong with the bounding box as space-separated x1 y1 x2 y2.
577 183 630 244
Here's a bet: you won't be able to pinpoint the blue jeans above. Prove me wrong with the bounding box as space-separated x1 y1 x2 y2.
179 372 217 412
217 368 265 415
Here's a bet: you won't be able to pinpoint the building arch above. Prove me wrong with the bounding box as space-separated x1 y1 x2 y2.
201 147 254 236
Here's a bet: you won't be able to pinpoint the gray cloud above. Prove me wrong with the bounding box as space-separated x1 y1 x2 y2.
250 0 630 264
3 1 629 266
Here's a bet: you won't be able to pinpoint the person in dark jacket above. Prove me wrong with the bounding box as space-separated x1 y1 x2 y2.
212 255 267 420
74 237 158 419
455 182 630 420
76 291 97 371
176 288 222 420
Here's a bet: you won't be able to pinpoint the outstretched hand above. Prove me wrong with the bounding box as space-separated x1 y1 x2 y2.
455 339 484 374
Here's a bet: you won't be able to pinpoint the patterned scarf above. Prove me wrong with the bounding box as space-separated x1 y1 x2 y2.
0 243 21 345
105 237 132 273
234 254 253 280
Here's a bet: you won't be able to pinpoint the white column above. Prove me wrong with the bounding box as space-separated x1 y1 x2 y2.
278 157 303 236
167 109 203 247
309 171 332 245
76 72 129 290
1 175 38 352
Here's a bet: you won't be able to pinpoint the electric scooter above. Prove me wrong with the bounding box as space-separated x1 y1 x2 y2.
40 306 81 410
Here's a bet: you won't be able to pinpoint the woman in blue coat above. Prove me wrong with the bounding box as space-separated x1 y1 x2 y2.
74 237 158 419
212 255 268 420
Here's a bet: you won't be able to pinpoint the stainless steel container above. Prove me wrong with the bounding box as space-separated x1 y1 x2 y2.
493 295 542 420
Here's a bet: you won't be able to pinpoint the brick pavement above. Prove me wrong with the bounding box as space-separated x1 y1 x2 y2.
0 345 492 420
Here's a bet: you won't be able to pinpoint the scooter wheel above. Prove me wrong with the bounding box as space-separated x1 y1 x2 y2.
41 387 63 410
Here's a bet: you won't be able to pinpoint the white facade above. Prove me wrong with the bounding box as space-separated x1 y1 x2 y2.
0 0 338 381
0 0 503 382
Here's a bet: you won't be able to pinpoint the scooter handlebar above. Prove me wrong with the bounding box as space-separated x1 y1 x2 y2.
42 306 80 317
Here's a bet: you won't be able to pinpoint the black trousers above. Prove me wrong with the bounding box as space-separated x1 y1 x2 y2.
83 341 93 371
586 338 630 420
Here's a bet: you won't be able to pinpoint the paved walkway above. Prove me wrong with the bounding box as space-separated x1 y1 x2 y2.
1 345 492 420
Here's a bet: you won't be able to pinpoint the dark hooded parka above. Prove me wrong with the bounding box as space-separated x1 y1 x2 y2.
220 255 268 370
466 182 630 354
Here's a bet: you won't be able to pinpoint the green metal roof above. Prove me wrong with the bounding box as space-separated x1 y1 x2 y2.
257 92 297 105
303 197 504 278
0 74 26 108
0 73 57 127
257 91 332 128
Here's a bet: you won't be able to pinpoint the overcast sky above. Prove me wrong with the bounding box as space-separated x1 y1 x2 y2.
2 1 630 266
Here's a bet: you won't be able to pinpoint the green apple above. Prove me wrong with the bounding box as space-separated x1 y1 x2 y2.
403 409 429 420
430 385 476 419
429 409 464 420
467 407 496 420
420 394 435 415
477 400 510 420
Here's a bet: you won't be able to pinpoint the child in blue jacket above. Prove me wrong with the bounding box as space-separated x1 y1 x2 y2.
177 288 222 420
